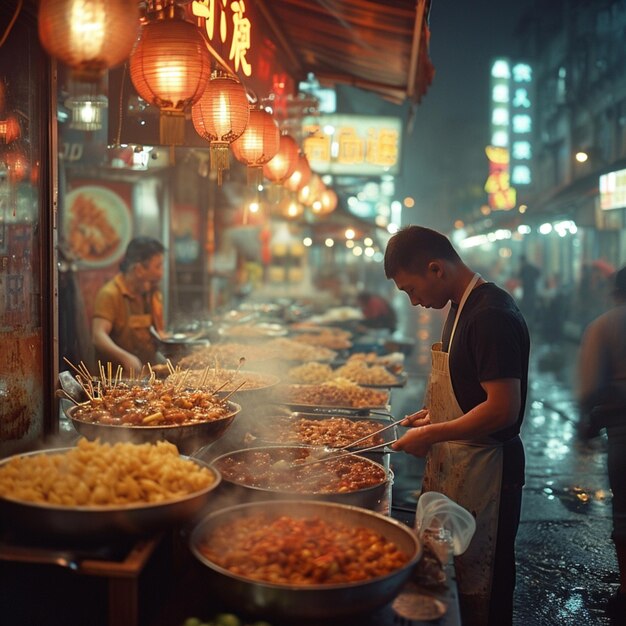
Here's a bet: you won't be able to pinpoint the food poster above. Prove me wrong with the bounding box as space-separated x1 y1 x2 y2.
60 180 133 364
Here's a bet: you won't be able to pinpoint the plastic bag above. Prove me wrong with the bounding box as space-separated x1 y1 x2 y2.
415 491 476 556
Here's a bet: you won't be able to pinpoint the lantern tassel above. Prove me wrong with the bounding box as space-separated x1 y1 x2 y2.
159 111 186 146
210 143 230 187
247 166 263 188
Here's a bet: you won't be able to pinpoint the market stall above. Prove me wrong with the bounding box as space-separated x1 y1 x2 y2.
0 311 461 626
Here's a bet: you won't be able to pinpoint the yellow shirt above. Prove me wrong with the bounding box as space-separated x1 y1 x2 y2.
93 273 164 366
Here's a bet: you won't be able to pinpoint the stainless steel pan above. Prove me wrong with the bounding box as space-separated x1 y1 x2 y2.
0 448 221 538
189 499 422 620
65 401 241 455
210 445 391 510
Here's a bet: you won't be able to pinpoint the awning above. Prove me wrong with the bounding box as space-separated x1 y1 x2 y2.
255 0 435 105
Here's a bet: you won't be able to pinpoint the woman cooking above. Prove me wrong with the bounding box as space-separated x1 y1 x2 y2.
92 236 166 375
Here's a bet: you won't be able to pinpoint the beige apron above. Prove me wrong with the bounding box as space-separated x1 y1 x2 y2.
421 273 503 625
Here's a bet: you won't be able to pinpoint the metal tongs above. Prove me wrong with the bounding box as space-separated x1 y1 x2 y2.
295 439 398 469
336 414 407 451
294 415 408 469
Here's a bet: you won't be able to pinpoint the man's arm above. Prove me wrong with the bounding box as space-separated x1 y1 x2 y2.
92 317 142 375
392 378 520 457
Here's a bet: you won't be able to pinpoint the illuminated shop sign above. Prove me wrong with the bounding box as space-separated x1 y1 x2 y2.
191 0 253 76
509 62 533 186
486 58 533 209
484 145 516 210
599 168 626 210
302 115 402 176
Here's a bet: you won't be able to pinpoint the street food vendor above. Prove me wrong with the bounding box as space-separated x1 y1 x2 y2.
92 236 166 375
384 225 529 626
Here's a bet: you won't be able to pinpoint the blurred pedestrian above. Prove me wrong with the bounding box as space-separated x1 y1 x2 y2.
356 291 397 332
518 254 541 325
92 236 166 375
384 225 529 626
577 266 626 624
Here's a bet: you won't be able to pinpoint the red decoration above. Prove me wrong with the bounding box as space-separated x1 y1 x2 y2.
231 107 279 185
38 0 139 83
191 72 250 185
283 153 312 192
262 134 299 183
130 7 211 145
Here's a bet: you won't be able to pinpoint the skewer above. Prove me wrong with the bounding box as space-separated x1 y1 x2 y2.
221 380 247 402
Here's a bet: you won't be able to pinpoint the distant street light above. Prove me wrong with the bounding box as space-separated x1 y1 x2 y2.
575 150 589 163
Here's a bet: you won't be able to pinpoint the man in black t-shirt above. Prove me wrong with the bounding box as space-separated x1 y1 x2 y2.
384 225 529 626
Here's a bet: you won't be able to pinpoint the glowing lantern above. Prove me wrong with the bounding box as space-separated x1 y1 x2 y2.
191 72 250 185
298 173 324 206
312 188 338 216
283 153 312 192
0 114 20 144
231 107 280 186
38 0 139 83
279 197 304 220
263 134 299 183
39 0 138 131
130 4 211 145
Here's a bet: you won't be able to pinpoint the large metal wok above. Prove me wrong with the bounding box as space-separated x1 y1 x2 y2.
189 500 422 620
210 445 391 510
243 412 397 450
65 400 241 456
0 448 221 538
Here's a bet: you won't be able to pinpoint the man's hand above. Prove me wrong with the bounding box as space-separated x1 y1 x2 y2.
400 408 431 428
392 423 435 457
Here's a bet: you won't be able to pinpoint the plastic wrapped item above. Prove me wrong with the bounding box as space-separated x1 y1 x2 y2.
415 491 476 556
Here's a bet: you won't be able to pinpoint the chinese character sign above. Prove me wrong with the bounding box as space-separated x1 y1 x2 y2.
191 0 252 77
302 114 401 176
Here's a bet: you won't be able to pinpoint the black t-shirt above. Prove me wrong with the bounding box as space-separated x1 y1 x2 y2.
441 282 530 443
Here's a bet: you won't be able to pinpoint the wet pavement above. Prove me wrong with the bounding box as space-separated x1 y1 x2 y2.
385 304 619 626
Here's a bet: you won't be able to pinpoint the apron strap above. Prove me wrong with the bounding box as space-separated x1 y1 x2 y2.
448 273 481 348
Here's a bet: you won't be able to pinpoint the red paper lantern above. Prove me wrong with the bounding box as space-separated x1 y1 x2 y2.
298 173 325 207
191 72 250 185
283 153 312 193
231 107 279 185
130 6 211 145
263 134 299 183
312 188 338 216
38 0 139 83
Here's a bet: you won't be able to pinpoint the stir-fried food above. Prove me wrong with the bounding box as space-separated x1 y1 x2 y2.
214 448 386 494
288 361 398 386
276 379 389 408
0 438 215 506
70 380 233 426
246 415 386 448
199 513 410 585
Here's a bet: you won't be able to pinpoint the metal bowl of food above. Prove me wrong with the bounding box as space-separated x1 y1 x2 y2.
210 445 390 510
65 382 241 455
0 440 222 538
189 499 421 620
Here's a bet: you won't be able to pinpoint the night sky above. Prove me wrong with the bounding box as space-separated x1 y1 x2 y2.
399 0 536 231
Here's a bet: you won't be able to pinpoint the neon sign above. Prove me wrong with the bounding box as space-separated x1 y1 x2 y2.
191 0 252 77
